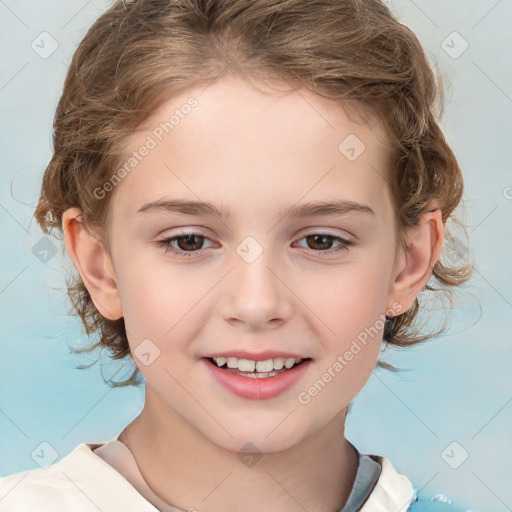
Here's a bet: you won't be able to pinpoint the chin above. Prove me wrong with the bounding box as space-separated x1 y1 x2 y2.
203 420 309 455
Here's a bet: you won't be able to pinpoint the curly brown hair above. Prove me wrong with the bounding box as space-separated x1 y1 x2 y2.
34 0 473 387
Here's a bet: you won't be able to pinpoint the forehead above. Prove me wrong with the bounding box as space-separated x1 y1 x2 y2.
109 74 393 223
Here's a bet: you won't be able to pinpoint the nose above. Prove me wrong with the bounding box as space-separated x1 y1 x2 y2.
218 254 294 330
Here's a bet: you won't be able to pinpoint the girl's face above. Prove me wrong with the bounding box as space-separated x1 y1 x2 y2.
102 75 406 452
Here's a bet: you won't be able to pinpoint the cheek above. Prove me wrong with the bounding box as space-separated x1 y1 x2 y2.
296 318 383 423
295 257 390 395
298 254 391 328
117 257 209 340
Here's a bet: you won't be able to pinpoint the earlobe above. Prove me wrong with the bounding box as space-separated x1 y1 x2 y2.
386 209 444 314
62 208 123 321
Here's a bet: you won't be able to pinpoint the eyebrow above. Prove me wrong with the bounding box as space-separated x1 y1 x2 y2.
136 198 375 219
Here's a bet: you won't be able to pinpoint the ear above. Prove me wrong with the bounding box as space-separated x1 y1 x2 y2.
386 208 444 314
62 208 123 321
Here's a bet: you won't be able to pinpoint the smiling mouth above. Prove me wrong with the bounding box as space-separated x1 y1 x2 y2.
206 357 311 378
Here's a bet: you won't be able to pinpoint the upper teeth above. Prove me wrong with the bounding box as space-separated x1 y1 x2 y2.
214 357 301 372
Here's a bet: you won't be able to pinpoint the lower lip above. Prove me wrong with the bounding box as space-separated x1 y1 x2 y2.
202 358 312 400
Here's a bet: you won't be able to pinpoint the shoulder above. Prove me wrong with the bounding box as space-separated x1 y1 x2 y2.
0 443 158 512
0 444 93 511
361 454 475 512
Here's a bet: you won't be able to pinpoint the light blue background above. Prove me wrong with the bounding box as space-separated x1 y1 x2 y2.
1 1 511 511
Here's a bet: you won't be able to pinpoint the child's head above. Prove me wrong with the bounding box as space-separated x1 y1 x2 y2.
34 0 471 449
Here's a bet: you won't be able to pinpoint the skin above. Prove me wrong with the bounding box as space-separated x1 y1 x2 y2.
63 74 444 512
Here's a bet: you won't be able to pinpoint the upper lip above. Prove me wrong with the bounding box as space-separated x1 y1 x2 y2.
203 350 309 361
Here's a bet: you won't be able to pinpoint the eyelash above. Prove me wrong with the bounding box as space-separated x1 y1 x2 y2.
155 232 353 259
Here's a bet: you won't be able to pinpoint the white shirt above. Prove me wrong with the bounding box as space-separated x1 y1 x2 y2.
0 439 415 511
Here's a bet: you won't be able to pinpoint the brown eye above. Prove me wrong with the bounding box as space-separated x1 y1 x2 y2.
155 232 216 258
304 234 336 251
174 234 205 251
294 233 353 256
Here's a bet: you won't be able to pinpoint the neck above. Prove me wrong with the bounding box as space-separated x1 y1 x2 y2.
118 385 359 512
